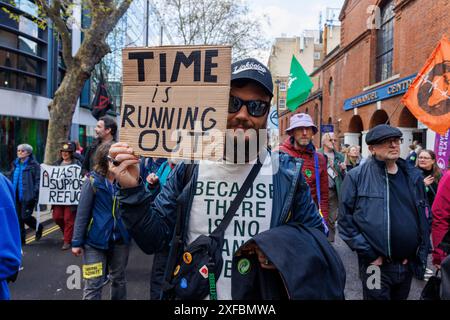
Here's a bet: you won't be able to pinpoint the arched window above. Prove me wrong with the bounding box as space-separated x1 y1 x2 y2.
376 0 395 82
328 77 334 95
314 104 319 125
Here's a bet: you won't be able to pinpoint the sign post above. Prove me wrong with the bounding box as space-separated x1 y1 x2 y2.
321 124 334 133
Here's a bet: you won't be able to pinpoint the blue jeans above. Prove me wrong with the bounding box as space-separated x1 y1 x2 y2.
82 243 130 300
359 258 413 300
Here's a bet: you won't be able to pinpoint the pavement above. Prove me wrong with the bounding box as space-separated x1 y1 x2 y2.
24 207 53 231
13 209 429 300
10 220 153 300
331 229 429 300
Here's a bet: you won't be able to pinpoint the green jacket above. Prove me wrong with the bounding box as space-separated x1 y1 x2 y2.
317 148 345 197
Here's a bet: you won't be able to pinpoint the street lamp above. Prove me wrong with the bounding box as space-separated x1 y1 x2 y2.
275 79 281 114
274 79 281 136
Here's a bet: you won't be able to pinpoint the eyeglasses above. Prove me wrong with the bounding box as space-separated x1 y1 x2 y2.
379 137 404 146
17 149 26 153
228 95 270 117
418 156 432 160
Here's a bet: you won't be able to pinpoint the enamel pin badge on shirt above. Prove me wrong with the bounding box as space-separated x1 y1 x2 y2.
199 265 209 279
237 258 251 275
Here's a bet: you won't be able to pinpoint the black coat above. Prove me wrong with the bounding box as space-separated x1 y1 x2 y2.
81 143 98 175
338 157 430 280
231 224 346 300
9 155 40 203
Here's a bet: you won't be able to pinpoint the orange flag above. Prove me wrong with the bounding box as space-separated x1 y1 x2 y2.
402 35 450 135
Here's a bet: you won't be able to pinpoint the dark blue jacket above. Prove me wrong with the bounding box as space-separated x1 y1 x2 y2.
232 224 346 300
0 173 21 300
72 172 130 250
118 151 325 254
338 157 430 279
9 155 40 203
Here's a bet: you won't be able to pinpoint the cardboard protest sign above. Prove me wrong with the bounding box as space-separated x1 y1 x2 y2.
39 164 83 205
120 45 231 161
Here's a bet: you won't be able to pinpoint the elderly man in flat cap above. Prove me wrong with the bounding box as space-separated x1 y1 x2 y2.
338 124 430 300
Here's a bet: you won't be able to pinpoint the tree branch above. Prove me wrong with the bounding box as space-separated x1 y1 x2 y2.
36 0 74 67
89 0 133 37
73 0 132 74
109 0 133 30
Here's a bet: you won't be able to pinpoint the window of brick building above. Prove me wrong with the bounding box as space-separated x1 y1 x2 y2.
328 77 334 95
376 0 395 82
314 104 319 125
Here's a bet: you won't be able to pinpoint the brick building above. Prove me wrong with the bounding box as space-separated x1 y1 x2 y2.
278 0 450 158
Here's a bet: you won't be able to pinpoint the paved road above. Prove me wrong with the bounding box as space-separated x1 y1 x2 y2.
10 223 429 300
332 229 428 300
10 223 153 300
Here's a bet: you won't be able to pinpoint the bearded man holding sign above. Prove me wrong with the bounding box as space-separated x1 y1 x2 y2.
110 47 345 300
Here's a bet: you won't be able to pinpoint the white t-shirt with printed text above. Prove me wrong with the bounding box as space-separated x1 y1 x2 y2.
187 155 273 300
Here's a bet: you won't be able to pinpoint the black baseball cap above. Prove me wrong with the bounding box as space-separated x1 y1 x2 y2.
231 58 274 98
60 142 75 152
366 124 403 145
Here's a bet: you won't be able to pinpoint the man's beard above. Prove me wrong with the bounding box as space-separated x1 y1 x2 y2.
224 117 268 163
224 129 267 163
296 137 311 147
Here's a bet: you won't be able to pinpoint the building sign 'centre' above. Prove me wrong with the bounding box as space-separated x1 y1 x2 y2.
344 74 417 111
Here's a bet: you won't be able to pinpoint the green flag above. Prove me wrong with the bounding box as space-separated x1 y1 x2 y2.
286 55 313 111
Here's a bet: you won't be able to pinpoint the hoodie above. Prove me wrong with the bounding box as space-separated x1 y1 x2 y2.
0 173 21 300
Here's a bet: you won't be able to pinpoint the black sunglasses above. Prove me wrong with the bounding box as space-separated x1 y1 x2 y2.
228 95 270 117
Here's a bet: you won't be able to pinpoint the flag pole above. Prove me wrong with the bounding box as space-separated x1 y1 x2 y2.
386 101 403 124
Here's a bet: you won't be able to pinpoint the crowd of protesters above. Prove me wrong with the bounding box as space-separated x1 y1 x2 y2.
2 58 450 301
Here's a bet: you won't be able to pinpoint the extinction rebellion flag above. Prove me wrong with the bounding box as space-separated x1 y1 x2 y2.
91 71 113 120
402 35 450 135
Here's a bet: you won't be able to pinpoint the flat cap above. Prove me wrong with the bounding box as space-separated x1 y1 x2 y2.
365 124 403 145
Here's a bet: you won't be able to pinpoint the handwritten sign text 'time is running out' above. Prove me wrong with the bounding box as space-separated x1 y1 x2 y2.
120 46 231 160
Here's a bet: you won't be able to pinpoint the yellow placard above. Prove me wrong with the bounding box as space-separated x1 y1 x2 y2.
82 262 103 279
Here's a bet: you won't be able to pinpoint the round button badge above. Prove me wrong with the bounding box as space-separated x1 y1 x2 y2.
237 258 251 275
173 265 181 276
183 252 193 264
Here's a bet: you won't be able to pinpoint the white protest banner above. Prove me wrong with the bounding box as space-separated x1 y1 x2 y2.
120 45 231 161
39 164 83 205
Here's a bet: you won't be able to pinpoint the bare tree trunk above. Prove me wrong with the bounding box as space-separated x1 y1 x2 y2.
43 41 110 164
44 65 91 164
39 0 133 164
